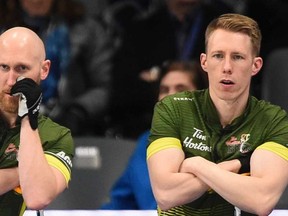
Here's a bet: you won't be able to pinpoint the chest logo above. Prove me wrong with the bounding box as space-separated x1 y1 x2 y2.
183 128 211 152
226 134 251 153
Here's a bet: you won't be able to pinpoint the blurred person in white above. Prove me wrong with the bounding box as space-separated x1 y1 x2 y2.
49 0 114 136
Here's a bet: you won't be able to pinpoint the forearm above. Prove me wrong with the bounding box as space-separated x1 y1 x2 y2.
153 172 209 210
191 154 287 216
18 117 60 209
0 167 19 195
148 149 209 210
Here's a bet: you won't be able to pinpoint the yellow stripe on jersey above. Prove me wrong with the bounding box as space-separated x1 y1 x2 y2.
19 202 26 216
45 154 71 184
257 142 288 160
147 137 182 159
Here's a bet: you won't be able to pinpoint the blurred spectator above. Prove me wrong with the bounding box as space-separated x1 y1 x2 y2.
102 0 144 52
49 3 114 136
79 0 108 17
0 0 113 136
107 0 233 139
0 0 114 136
0 0 71 114
108 0 154 12
245 0 288 60
101 60 208 209
207 0 247 14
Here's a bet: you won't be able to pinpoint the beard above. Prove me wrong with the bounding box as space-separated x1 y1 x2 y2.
0 90 18 114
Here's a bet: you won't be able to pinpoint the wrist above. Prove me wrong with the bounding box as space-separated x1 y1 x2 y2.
183 156 203 174
20 116 30 126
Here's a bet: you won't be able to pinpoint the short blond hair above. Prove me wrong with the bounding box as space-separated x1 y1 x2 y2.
205 13 262 56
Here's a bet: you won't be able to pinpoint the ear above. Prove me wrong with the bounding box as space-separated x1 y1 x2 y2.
40 60 51 80
200 53 208 73
251 57 263 76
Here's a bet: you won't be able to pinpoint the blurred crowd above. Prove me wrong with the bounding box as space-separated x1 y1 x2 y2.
1 0 288 139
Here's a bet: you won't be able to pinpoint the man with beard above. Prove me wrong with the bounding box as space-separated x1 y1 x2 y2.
0 27 74 216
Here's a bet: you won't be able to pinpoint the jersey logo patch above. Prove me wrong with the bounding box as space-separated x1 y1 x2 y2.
56 151 73 168
226 134 252 153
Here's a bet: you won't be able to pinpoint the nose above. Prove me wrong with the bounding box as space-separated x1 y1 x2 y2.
223 57 232 74
169 88 177 95
6 71 18 87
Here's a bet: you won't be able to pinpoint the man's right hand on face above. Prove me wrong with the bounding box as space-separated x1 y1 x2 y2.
10 77 42 130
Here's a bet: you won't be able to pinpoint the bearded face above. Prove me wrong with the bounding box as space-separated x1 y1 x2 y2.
0 89 18 114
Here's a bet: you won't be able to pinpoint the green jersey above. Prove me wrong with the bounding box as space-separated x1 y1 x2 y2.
0 115 74 216
148 89 288 216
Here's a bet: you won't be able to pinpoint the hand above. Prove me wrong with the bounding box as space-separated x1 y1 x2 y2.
10 77 42 130
217 159 241 173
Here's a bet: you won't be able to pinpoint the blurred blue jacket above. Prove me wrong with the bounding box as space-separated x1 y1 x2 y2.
41 21 70 104
100 130 157 209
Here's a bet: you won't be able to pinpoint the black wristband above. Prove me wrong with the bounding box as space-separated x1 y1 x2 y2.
238 154 251 173
28 112 39 130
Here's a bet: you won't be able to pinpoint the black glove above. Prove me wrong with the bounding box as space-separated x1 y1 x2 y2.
238 152 252 174
10 77 42 130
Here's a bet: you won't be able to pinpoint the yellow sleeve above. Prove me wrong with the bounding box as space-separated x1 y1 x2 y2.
257 142 288 161
45 154 71 185
13 154 72 194
147 137 182 160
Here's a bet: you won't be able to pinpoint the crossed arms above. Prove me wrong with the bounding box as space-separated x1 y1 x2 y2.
147 144 288 216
